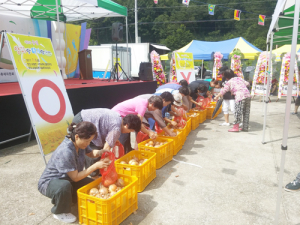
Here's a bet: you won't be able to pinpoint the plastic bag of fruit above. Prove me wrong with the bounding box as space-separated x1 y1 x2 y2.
155 121 164 134
100 152 118 187
196 96 210 109
136 126 150 144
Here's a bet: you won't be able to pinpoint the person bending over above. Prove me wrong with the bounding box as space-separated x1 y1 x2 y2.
72 109 141 176
214 69 251 132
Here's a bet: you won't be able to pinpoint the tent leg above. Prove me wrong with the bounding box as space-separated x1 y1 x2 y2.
262 35 273 144
0 31 4 59
274 0 300 224
126 16 130 79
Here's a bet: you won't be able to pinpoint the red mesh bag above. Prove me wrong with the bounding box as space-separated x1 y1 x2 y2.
136 126 150 143
155 121 163 134
196 96 210 109
111 142 125 159
173 116 187 128
100 152 118 187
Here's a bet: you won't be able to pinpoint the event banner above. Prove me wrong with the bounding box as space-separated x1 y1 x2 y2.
5 33 74 155
175 52 195 83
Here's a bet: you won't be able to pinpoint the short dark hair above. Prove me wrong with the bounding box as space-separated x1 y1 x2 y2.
160 92 174 103
198 84 208 93
179 79 188 87
179 86 189 96
212 78 219 86
223 69 235 80
68 121 97 142
123 114 141 133
219 66 229 74
148 95 163 110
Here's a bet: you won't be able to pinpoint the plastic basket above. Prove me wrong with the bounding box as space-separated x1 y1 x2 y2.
187 112 199 130
138 137 174 169
158 129 184 156
77 174 138 225
199 109 207 123
206 106 215 119
115 150 156 192
186 118 192 134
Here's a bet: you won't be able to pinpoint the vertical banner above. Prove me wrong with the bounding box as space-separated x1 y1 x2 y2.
175 52 195 83
278 53 299 98
5 33 74 156
258 15 266 26
234 10 241 21
208 4 215 15
251 52 272 96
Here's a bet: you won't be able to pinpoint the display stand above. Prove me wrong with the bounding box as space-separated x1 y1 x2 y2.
150 50 166 87
213 52 223 81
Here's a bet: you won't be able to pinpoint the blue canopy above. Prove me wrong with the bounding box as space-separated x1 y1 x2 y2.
177 37 262 61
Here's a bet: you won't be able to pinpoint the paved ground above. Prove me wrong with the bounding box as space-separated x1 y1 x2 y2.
1 97 300 225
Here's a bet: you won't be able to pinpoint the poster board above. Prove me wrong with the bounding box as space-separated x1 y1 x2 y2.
5 32 74 162
174 52 195 83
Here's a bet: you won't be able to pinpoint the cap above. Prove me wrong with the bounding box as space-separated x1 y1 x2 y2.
173 93 183 106
218 66 229 74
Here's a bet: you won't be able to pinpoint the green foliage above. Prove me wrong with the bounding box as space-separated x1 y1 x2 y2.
83 0 277 51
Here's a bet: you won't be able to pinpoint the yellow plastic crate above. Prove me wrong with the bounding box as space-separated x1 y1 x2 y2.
158 129 184 156
186 118 192 134
187 112 199 130
77 174 138 225
206 106 216 119
115 150 156 192
138 137 174 169
199 109 207 123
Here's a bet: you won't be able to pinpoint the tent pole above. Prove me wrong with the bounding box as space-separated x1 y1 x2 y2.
126 16 130 78
201 60 204 79
135 0 138 43
0 31 4 60
55 0 64 79
275 0 300 224
262 34 273 144
262 44 269 115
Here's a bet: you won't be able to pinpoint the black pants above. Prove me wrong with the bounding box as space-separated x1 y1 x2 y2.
45 177 93 214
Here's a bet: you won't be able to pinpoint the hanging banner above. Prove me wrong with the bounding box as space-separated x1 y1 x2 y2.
258 15 266 26
234 10 241 21
251 52 273 96
278 52 299 98
5 33 74 156
213 52 223 81
175 52 195 83
182 0 190 6
208 4 215 15
150 50 166 87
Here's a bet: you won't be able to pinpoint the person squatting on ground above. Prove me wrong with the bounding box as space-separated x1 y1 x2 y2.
214 69 251 132
72 109 141 176
38 122 111 223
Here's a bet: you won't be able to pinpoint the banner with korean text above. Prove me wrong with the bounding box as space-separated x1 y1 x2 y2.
175 52 195 84
5 32 74 158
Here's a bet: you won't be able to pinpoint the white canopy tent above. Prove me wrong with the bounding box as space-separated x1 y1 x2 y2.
0 0 130 78
263 0 300 224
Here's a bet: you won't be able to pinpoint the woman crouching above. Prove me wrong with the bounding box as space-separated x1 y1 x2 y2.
38 122 110 223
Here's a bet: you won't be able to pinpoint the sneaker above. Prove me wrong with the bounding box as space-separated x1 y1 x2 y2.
291 112 298 115
284 179 300 192
239 123 243 128
219 122 230 126
53 213 76 223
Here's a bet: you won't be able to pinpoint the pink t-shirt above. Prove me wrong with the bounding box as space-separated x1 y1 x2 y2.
111 98 148 117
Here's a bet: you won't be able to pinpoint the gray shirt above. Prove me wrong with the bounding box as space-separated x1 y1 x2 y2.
81 108 122 148
38 137 90 196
